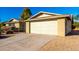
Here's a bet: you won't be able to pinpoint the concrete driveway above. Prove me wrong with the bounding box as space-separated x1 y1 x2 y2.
0 33 55 51
40 30 79 51
0 30 79 51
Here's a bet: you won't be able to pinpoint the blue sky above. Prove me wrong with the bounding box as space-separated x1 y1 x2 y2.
0 7 79 22
30 7 79 15
0 7 23 22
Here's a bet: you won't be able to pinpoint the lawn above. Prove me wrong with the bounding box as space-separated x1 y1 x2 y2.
74 27 79 30
73 22 79 30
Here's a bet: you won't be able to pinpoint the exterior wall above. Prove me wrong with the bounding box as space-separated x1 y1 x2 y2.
15 23 20 28
65 19 72 34
26 18 71 36
30 20 58 35
5 19 19 28
6 24 9 26
36 14 53 18
25 22 30 33
5 22 20 28
57 18 65 36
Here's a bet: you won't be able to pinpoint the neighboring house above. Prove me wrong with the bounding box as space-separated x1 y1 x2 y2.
25 11 72 36
5 18 26 32
5 18 20 28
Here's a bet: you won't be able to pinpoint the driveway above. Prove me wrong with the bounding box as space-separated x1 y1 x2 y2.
0 30 79 51
40 30 79 51
0 33 55 51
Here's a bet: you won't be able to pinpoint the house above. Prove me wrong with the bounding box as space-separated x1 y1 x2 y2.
6 18 20 28
25 11 72 36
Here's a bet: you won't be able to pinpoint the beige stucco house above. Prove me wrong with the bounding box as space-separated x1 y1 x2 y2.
6 18 20 28
25 11 72 36
5 18 26 32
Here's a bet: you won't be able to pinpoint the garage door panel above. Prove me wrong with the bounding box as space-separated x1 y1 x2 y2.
31 21 58 35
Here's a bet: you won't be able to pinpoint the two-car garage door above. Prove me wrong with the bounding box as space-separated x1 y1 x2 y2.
30 20 58 35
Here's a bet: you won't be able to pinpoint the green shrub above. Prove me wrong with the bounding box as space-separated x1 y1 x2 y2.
0 28 3 35
74 22 79 28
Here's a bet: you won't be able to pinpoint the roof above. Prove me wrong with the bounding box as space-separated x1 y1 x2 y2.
30 11 71 21
5 18 19 24
30 11 62 19
30 15 71 21
5 12 72 24
8 18 19 22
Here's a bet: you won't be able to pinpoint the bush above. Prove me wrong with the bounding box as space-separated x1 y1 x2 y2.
6 30 14 34
0 28 3 34
0 29 1 35
11 27 19 32
72 25 76 29
74 22 79 27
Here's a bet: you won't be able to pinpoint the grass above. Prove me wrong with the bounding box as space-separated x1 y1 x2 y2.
74 27 79 30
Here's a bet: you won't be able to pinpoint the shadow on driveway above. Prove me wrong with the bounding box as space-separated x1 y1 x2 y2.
0 35 11 39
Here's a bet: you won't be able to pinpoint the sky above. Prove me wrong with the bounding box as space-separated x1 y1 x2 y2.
30 7 79 15
0 7 79 22
0 7 24 22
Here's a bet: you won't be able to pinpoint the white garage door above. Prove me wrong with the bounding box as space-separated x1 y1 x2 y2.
31 20 58 35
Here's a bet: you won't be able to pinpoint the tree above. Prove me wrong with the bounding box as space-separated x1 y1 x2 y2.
0 23 1 35
21 7 32 20
0 18 1 35
73 15 79 20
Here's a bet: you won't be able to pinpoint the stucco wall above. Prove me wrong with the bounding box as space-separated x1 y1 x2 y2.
57 18 65 36
6 22 20 29
6 24 9 26
26 18 71 36
15 23 20 28
36 14 53 18
26 22 30 33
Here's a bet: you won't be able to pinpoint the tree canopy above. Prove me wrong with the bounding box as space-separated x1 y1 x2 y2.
21 7 32 20
73 15 79 20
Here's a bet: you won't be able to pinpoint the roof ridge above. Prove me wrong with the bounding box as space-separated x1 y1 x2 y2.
30 11 63 19
39 11 62 15
8 18 18 22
